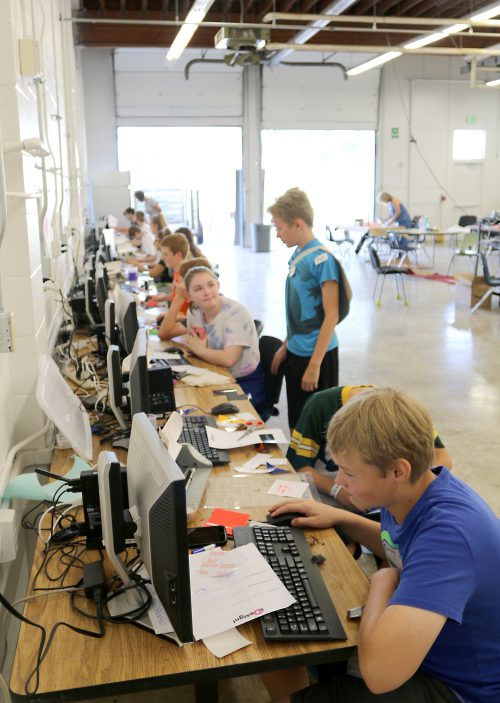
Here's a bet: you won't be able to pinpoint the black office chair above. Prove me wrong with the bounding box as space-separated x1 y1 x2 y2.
471 253 500 313
254 319 264 337
258 335 285 419
458 215 477 228
368 244 408 306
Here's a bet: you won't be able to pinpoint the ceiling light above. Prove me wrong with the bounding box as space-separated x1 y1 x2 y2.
404 32 447 49
165 0 216 62
442 23 469 35
486 77 500 85
347 51 402 76
470 3 500 20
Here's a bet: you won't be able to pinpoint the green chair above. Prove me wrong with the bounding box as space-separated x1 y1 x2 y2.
447 231 478 275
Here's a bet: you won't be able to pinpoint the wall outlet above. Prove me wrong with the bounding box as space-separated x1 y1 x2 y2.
0 509 17 562
0 311 15 353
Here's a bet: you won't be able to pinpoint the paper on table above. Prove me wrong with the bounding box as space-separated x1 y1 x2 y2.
202 629 252 658
190 544 295 640
181 370 232 386
234 454 288 474
207 427 288 449
171 364 205 375
158 411 183 461
267 479 310 499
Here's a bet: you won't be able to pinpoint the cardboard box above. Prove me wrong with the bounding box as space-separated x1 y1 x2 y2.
455 273 491 310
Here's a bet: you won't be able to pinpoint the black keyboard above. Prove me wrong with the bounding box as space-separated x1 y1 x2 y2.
233 525 346 642
180 415 229 465
151 356 190 368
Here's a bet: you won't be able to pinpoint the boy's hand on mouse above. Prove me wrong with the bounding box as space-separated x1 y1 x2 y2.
268 499 338 529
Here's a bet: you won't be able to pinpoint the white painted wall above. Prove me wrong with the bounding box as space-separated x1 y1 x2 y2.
83 47 500 230
0 0 86 493
378 54 500 226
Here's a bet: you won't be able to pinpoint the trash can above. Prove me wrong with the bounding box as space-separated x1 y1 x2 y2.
251 224 271 252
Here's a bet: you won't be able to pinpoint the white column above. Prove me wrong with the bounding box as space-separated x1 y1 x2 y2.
242 64 263 248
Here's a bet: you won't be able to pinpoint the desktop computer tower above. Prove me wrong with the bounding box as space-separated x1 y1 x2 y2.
147 366 176 415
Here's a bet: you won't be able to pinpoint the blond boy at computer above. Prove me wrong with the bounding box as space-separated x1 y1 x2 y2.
266 388 500 703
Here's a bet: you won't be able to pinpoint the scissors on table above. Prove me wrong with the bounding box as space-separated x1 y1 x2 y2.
236 419 265 442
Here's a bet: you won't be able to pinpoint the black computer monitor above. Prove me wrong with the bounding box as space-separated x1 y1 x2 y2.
106 345 128 430
129 328 149 416
104 299 119 347
95 274 107 324
84 261 99 327
116 288 139 355
97 413 193 643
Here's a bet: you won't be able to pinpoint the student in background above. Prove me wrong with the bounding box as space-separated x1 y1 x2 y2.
151 213 169 236
267 388 500 703
288 384 452 508
268 187 340 431
152 233 190 313
170 266 266 411
134 190 161 218
128 220 156 258
115 207 136 234
156 256 211 339
175 226 203 258
134 210 152 235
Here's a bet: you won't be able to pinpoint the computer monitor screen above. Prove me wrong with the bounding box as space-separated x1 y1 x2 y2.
129 328 149 416
102 227 117 260
97 413 193 643
115 288 139 355
36 354 93 460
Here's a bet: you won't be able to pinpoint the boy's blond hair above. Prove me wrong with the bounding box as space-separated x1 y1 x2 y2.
326 388 435 481
161 233 188 258
267 187 314 227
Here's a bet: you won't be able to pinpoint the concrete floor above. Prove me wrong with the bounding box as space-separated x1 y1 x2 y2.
86 236 500 703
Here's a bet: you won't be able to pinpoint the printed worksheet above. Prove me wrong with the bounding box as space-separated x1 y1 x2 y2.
189 544 295 640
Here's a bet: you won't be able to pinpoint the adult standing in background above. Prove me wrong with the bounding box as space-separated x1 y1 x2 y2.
380 191 413 228
268 188 340 431
134 190 162 218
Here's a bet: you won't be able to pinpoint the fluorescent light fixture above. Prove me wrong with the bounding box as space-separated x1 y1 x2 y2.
166 0 216 62
404 32 447 49
470 3 500 20
486 77 500 85
443 23 469 34
347 51 402 76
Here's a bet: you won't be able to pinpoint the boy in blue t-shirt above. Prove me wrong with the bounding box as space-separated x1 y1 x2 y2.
268 388 500 703
267 188 340 430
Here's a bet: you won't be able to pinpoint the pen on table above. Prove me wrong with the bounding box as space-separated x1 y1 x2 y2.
185 467 196 492
191 544 217 554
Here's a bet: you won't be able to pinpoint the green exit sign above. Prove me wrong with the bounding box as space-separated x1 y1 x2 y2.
466 115 477 125
391 127 399 138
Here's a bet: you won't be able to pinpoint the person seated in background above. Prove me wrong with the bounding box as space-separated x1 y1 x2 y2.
134 190 161 218
266 388 500 703
151 233 190 310
128 221 156 258
125 214 170 272
114 207 136 234
175 226 203 258
161 265 266 411
288 385 452 510
156 256 212 339
134 210 152 235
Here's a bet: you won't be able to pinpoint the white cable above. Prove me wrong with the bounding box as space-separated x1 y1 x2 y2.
12 586 83 608
38 503 77 544
37 505 55 543
0 671 12 703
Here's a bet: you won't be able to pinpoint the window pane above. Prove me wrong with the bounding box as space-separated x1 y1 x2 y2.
452 130 486 160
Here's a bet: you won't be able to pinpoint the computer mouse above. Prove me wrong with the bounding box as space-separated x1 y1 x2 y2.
266 511 303 527
211 402 240 415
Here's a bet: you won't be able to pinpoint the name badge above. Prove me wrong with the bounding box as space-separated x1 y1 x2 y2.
288 266 296 277
314 253 328 265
